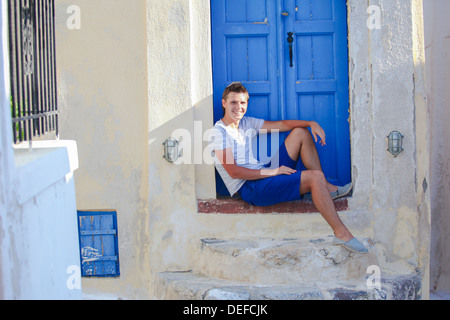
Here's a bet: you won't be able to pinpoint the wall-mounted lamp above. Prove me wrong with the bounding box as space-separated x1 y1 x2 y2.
387 131 404 157
163 138 180 163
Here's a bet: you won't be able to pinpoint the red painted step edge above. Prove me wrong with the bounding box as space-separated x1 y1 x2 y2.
197 198 348 214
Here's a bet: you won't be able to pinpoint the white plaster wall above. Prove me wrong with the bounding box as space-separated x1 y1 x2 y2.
424 0 450 293
1 1 81 300
55 0 150 298
190 0 216 200
147 0 192 130
373 0 418 268
347 1 430 287
0 0 15 299
146 0 215 199
3 144 81 300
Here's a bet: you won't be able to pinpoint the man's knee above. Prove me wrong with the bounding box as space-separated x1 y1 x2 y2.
300 170 326 193
304 170 325 182
290 127 313 144
291 127 309 138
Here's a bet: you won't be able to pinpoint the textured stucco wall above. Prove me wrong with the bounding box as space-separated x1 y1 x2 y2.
56 0 150 298
424 0 450 293
349 0 430 285
3 143 81 300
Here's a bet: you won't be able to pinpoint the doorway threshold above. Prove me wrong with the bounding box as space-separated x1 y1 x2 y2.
197 198 348 214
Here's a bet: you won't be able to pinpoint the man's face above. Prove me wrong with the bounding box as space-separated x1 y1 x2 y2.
222 92 248 122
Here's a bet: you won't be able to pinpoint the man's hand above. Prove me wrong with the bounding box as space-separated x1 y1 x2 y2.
310 121 326 146
261 166 297 177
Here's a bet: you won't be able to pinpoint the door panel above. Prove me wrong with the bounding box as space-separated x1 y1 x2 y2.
285 0 350 186
295 35 335 80
211 0 279 123
296 0 333 20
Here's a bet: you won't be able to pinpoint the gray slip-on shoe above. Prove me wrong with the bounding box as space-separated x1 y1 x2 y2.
330 182 353 200
332 236 368 254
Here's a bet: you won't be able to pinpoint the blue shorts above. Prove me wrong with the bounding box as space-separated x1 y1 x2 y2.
238 142 302 206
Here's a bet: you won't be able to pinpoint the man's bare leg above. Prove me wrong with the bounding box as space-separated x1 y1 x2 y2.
283 129 364 248
284 128 337 193
299 170 353 241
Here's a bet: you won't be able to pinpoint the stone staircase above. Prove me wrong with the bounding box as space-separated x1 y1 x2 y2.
155 236 422 300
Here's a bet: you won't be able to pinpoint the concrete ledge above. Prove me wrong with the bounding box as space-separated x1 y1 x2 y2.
155 271 422 300
193 237 377 285
197 197 348 214
13 140 78 204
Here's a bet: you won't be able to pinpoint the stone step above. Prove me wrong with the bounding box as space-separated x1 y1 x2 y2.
155 271 421 300
192 237 379 285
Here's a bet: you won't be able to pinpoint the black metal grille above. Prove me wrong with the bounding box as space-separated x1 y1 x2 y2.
8 0 58 144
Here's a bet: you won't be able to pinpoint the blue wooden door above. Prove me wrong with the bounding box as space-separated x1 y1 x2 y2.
211 0 350 195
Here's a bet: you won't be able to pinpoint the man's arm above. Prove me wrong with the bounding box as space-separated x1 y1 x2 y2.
214 148 296 180
261 120 311 132
261 120 326 146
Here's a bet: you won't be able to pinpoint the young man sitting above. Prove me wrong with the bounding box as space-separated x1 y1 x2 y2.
208 83 367 254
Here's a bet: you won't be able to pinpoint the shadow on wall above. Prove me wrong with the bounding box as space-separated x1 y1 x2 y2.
146 101 214 273
148 94 216 198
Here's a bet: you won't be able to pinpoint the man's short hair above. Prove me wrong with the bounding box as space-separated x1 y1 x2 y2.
222 82 249 102
222 83 249 116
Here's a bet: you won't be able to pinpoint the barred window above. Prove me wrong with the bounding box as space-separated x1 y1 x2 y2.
8 0 58 145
